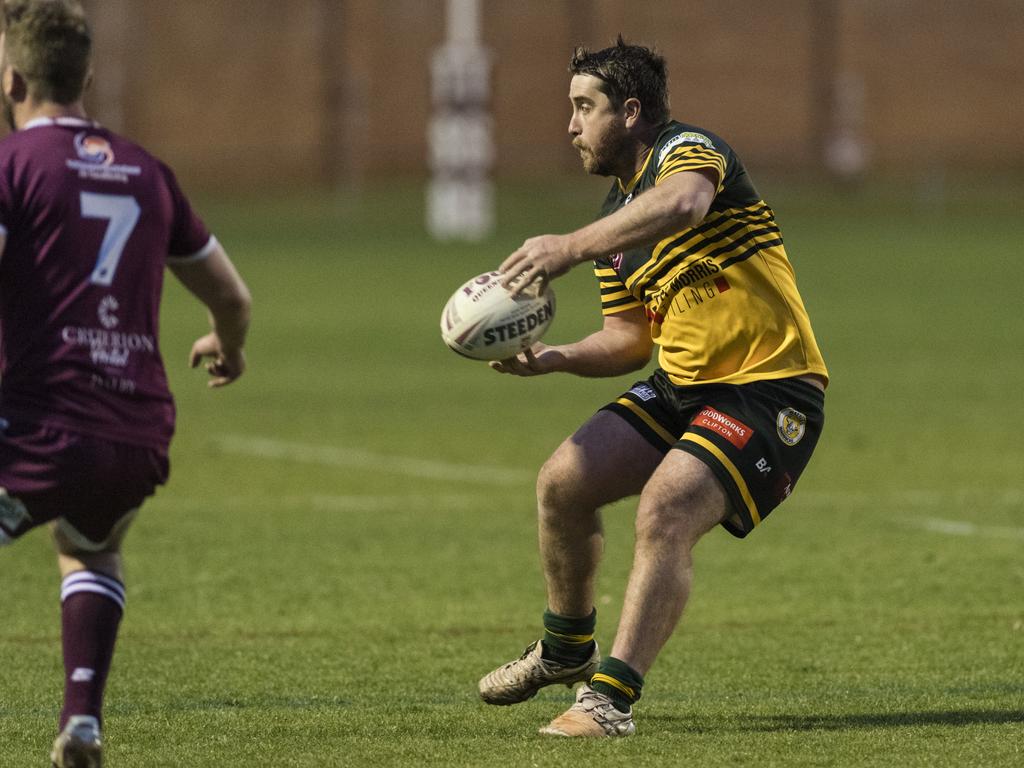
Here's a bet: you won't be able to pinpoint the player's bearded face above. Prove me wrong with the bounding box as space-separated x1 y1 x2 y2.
568 75 631 177
573 119 629 176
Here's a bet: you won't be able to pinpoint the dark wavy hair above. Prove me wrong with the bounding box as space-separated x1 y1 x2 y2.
569 36 669 126
2 0 91 104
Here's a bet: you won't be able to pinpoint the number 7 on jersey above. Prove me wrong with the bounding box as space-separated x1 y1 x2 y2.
80 191 141 286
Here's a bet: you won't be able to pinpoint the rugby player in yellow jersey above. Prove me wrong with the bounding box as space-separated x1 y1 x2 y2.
477 38 828 737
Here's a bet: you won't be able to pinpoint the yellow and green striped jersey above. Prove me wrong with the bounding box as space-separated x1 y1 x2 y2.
594 120 828 387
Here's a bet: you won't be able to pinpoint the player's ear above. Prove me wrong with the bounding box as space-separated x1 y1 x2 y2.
83 67 94 94
623 97 642 128
3 66 28 103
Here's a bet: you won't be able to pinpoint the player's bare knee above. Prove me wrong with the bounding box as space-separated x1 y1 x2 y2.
50 521 109 558
634 483 711 548
536 450 589 517
634 502 688 546
48 510 136 559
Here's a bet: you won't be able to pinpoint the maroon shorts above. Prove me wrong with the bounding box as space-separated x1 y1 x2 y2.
0 419 169 544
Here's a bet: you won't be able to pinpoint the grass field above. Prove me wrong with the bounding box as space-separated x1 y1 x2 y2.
1 177 1022 766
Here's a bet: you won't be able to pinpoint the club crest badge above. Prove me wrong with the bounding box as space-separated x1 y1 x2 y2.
776 408 807 446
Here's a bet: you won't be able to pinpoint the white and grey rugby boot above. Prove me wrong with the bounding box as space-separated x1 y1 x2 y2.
478 640 599 705
539 683 636 737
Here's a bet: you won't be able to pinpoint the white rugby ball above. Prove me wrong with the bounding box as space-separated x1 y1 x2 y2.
440 271 556 360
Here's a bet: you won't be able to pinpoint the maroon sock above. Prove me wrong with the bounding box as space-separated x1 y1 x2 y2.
58 571 125 730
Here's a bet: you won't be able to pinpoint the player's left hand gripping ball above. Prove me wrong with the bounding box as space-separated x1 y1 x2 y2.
440 271 556 360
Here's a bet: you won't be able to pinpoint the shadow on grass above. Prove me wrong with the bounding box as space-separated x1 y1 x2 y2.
645 709 1024 732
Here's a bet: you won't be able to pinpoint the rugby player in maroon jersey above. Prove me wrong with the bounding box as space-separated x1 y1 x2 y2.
0 3 251 765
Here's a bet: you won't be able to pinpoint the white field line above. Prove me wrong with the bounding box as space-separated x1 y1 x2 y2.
307 493 482 512
797 489 1024 507
216 435 534 486
902 517 1024 541
797 489 1024 539
154 493 486 514
212 437 1023 537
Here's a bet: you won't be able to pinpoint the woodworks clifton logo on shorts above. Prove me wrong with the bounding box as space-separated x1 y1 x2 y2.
692 406 753 449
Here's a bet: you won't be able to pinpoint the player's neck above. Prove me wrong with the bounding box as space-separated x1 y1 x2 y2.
14 100 88 130
614 125 660 186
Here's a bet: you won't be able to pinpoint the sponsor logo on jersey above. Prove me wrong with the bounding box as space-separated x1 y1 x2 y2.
67 133 141 182
61 324 156 368
74 132 114 165
776 408 807 446
98 295 119 329
658 131 716 165
611 253 624 271
692 406 753 449
61 326 155 353
667 258 720 292
670 274 731 315
644 261 731 321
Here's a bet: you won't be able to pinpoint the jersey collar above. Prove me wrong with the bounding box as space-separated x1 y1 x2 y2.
22 116 99 131
617 146 654 196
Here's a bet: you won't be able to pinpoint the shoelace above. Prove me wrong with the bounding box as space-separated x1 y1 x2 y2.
575 687 620 715
518 641 539 660
500 641 539 671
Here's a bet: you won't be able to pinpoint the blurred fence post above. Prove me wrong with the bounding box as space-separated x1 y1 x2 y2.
812 0 868 182
84 0 134 133
427 0 495 241
314 0 369 193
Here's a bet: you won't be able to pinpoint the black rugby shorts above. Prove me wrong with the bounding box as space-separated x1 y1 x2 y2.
601 369 825 538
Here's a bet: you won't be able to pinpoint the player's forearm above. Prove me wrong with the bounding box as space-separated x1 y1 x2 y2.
170 245 252 352
207 297 250 352
567 178 707 263
552 328 653 378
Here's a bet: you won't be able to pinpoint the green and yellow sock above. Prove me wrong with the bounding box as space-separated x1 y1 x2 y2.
540 607 596 666
591 656 643 712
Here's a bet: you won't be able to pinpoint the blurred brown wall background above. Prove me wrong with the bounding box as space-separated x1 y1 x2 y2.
63 0 1024 192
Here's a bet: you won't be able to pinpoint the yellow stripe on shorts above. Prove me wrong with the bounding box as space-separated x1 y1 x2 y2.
680 433 761 525
616 397 677 446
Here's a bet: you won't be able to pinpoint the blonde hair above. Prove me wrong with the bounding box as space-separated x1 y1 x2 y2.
3 0 90 103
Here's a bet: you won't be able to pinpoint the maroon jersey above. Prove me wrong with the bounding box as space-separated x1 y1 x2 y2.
0 116 214 449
